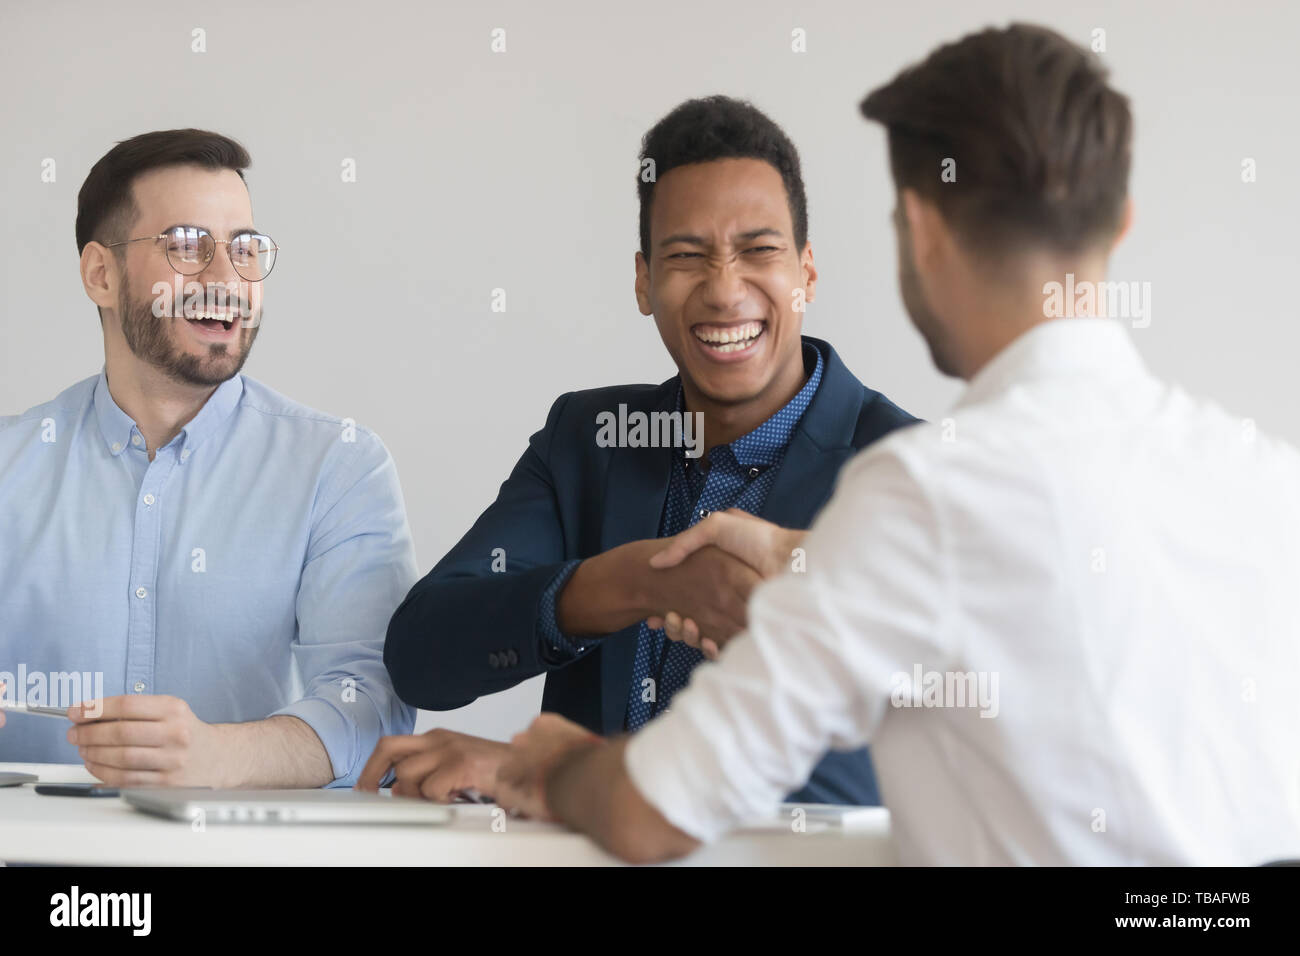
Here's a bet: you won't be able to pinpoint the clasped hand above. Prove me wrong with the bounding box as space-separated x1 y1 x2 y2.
644 508 804 659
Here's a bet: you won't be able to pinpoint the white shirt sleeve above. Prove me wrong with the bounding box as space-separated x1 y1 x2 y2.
624 441 953 842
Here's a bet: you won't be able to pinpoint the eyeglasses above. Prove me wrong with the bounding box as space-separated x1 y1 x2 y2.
105 224 279 281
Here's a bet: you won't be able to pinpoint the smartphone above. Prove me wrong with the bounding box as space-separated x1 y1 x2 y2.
34 783 121 798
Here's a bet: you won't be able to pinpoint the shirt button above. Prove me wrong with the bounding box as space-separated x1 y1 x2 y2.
135 586 148 599
699 509 710 519
131 434 142 447
180 449 191 461
143 493 155 506
132 681 146 693
748 467 761 479
111 442 122 454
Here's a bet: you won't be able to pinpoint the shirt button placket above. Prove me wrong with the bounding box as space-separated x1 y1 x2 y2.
125 451 175 701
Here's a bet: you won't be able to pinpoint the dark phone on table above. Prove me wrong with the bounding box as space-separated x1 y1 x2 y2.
34 782 121 797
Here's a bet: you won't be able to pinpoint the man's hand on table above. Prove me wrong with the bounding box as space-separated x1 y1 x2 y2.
494 714 603 821
355 728 511 801
66 694 231 787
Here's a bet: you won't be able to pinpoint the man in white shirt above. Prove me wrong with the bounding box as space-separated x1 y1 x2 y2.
490 23 1300 865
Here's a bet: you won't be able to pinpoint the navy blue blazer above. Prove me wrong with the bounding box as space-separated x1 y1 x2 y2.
385 336 919 805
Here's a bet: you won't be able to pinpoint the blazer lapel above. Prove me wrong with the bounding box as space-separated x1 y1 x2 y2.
760 337 863 529
596 384 676 734
761 430 851 528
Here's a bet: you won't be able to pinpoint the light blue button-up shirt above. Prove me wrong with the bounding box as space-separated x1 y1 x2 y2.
0 371 418 785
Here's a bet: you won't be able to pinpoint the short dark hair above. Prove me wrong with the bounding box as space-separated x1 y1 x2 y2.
76 129 251 254
637 96 808 258
859 23 1132 256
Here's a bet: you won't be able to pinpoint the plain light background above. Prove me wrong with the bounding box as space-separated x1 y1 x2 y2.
3 0 1297 741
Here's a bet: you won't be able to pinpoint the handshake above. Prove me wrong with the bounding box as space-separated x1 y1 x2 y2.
559 508 807 661
643 509 807 660
355 510 805 810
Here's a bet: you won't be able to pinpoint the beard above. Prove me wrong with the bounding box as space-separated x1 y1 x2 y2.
897 227 960 379
116 274 259 387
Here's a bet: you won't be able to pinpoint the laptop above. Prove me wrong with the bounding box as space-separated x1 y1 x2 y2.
122 788 455 825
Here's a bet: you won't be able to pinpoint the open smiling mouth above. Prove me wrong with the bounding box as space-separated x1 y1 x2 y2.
692 320 765 354
182 310 238 332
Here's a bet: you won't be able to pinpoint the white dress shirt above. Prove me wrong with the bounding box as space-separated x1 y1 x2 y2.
625 318 1300 865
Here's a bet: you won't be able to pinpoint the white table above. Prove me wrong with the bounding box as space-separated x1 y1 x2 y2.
0 763 897 866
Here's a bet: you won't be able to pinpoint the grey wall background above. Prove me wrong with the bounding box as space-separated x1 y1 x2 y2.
3 0 1297 741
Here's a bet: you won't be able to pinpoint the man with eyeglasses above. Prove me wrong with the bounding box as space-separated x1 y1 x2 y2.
0 129 417 788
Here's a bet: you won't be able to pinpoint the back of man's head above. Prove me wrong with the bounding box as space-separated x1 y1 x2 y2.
860 23 1132 260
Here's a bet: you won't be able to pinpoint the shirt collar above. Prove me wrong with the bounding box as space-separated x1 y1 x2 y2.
93 369 244 459
676 342 824 467
953 318 1147 411
92 370 138 456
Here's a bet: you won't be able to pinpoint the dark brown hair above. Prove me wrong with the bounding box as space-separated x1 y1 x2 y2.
75 129 250 254
860 23 1132 255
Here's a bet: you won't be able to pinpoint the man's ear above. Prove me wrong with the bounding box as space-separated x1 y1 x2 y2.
81 242 118 314
900 188 942 267
634 250 652 316
1109 197 1135 252
800 241 818 305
